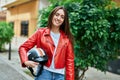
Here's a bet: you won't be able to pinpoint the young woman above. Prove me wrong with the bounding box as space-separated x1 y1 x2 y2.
19 6 74 80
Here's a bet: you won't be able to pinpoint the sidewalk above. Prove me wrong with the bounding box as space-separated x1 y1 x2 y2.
0 57 33 80
0 37 120 80
0 37 33 80
85 67 120 80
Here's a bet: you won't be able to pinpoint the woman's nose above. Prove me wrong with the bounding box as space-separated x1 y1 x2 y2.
57 16 61 20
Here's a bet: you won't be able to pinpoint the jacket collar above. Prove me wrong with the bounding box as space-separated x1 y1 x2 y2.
44 27 50 36
44 27 67 38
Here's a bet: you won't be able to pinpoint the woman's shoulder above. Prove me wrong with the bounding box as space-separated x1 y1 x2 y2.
60 31 73 45
36 27 50 35
37 27 47 31
60 30 68 38
36 27 48 33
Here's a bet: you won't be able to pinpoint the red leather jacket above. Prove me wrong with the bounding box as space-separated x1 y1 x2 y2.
19 27 74 80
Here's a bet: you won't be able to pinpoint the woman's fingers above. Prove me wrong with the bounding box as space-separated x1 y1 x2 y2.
24 61 39 68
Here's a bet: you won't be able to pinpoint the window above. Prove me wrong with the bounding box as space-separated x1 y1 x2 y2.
21 21 28 36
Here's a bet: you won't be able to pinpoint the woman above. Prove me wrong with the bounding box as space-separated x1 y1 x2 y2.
19 6 74 80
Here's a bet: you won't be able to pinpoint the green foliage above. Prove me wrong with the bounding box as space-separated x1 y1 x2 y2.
67 0 119 71
67 2 110 70
106 7 120 56
0 22 14 51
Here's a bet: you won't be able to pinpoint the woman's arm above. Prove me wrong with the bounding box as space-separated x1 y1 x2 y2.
18 30 39 67
65 41 75 80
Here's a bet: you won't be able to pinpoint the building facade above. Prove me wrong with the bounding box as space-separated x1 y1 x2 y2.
0 10 6 21
0 0 16 21
2 0 49 37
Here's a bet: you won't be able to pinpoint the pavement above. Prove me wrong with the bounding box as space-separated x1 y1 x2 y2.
0 37 33 80
0 37 120 80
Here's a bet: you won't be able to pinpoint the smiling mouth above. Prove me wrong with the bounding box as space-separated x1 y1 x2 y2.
55 19 61 24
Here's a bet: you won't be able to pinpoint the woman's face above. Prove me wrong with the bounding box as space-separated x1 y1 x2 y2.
52 9 65 28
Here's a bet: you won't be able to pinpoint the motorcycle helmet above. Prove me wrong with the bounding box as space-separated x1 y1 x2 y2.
27 48 48 77
28 48 48 64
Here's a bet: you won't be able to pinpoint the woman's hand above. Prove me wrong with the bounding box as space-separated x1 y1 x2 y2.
24 61 39 68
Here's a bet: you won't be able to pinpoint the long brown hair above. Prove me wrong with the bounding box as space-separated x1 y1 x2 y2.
47 6 74 46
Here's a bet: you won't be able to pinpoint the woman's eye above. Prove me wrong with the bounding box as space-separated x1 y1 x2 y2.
55 13 59 16
61 16 64 19
55 13 65 19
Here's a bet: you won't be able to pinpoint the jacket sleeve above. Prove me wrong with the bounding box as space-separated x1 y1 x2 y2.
65 41 75 80
18 30 39 67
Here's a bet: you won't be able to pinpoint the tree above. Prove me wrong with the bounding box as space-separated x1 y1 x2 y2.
38 0 120 80
0 22 14 51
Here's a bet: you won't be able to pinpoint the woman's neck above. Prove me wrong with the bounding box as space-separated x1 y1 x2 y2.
51 27 60 33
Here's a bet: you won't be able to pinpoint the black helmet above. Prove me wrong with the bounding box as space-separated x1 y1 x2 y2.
28 48 48 64
27 48 48 77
